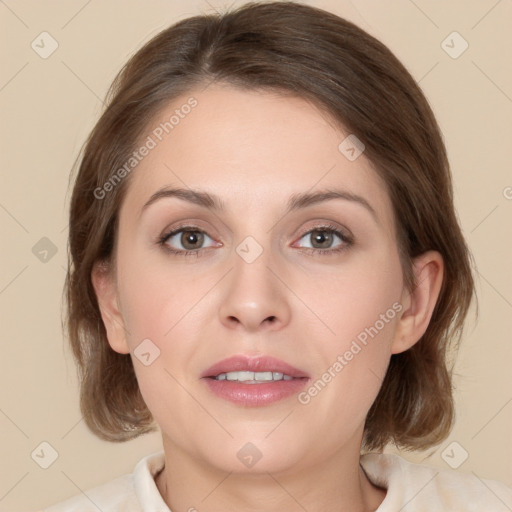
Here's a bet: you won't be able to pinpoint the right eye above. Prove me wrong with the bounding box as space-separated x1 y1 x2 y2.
158 226 220 256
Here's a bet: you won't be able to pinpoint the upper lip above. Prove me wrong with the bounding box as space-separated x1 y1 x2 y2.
201 355 310 379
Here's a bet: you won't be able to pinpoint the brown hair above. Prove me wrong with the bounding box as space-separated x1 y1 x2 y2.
64 1 476 451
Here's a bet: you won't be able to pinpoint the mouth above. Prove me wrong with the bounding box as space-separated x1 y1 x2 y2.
201 354 310 406
201 354 309 380
208 370 300 383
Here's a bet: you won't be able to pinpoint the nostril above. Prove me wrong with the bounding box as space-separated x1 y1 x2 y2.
225 315 277 326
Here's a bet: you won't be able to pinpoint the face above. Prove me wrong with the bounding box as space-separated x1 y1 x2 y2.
97 84 429 475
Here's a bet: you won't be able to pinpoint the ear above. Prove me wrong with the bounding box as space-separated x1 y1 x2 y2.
91 260 130 355
392 250 444 354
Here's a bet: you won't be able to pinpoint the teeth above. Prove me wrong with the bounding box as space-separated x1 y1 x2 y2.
214 371 295 382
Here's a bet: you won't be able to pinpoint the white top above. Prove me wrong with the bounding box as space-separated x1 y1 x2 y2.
43 451 512 511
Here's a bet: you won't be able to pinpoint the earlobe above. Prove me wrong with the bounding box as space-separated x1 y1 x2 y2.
91 261 130 355
392 251 444 355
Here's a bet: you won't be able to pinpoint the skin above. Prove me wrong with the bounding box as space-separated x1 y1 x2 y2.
92 84 444 512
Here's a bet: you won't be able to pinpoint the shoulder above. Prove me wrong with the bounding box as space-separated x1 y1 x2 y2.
42 472 137 512
360 452 512 511
42 451 168 512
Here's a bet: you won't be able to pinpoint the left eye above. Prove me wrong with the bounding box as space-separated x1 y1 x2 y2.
296 228 347 250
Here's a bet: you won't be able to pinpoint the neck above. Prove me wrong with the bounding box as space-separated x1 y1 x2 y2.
155 438 386 512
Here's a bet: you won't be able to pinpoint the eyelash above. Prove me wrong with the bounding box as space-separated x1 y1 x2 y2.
157 223 353 258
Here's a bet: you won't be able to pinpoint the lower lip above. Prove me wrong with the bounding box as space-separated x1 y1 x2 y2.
202 377 309 406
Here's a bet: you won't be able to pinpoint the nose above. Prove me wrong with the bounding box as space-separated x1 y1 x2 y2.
218 246 292 333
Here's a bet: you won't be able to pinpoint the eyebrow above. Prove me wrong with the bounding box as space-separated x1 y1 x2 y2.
140 186 378 222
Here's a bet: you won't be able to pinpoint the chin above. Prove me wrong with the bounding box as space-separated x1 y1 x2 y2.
196 434 306 476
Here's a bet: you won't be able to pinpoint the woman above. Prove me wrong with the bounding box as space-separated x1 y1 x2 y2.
47 1 512 510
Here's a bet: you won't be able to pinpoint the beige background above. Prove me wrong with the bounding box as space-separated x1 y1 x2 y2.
0 0 511 510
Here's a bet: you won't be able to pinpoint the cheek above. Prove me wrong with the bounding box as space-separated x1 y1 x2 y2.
116 254 206 428
117 246 207 343
300 245 404 349
295 248 403 417
115 249 214 400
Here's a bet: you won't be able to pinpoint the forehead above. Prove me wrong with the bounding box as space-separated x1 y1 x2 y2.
120 84 393 227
